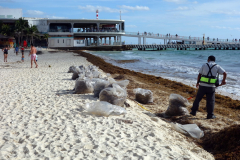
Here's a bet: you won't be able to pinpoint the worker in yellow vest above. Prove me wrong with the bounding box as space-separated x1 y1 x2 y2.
191 55 227 119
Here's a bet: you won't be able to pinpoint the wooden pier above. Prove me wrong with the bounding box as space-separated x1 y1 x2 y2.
125 44 240 50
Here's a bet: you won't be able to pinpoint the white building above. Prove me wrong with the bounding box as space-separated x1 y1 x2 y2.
0 8 22 19
25 18 125 47
1 8 125 48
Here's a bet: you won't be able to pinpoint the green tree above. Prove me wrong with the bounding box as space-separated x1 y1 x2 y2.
15 18 28 46
30 25 38 44
0 21 3 33
25 25 38 46
1 24 11 36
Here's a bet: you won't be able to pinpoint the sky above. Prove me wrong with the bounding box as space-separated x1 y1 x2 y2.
1 0 240 44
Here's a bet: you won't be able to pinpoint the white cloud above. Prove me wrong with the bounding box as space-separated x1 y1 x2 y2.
78 5 119 13
78 5 149 13
119 5 149 11
47 16 67 19
27 10 44 16
211 10 240 15
126 25 137 28
176 6 189 10
166 1 240 18
212 26 240 31
163 0 187 3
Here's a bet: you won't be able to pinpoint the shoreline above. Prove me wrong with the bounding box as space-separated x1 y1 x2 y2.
75 50 240 112
87 50 240 101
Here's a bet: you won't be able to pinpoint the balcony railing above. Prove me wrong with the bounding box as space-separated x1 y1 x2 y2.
49 29 72 32
73 29 125 33
48 28 125 33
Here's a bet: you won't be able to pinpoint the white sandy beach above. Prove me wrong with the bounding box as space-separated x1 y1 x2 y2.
0 49 214 160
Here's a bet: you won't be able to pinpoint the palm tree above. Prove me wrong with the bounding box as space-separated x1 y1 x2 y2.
0 21 3 33
43 33 50 49
0 21 14 37
24 24 39 47
1 24 11 36
25 26 31 46
30 25 38 45
15 18 28 46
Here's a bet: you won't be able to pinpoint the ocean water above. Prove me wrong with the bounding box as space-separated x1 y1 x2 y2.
89 49 240 97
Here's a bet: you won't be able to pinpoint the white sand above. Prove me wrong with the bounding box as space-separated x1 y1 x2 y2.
0 49 214 160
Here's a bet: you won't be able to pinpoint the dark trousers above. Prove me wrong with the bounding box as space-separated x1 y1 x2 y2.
191 85 215 117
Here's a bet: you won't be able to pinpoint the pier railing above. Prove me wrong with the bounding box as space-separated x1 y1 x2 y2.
124 32 240 44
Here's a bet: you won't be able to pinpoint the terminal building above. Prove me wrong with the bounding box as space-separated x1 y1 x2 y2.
0 9 125 48
27 18 125 48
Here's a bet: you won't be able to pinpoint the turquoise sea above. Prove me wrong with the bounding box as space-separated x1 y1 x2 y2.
89 49 240 97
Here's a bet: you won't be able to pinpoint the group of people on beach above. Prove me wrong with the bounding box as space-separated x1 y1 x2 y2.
2 44 38 68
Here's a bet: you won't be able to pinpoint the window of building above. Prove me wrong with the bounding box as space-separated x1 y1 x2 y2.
77 40 84 44
0 15 5 18
7 15 13 18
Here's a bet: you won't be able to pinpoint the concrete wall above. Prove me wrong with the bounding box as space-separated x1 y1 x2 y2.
28 19 48 33
48 37 74 47
0 9 22 19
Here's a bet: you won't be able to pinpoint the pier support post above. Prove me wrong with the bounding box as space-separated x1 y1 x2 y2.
143 37 146 45
138 37 141 45
104 37 107 44
96 36 100 46
109 37 111 45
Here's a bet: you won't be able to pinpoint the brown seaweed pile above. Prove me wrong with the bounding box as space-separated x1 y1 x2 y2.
200 125 240 160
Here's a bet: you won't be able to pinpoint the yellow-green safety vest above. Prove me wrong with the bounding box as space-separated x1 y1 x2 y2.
199 63 218 84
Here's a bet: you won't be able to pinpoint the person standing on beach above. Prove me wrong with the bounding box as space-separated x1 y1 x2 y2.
28 44 38 68
190 55 227 119
2 45 9 62
15 46 19 55
21 46 24 62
